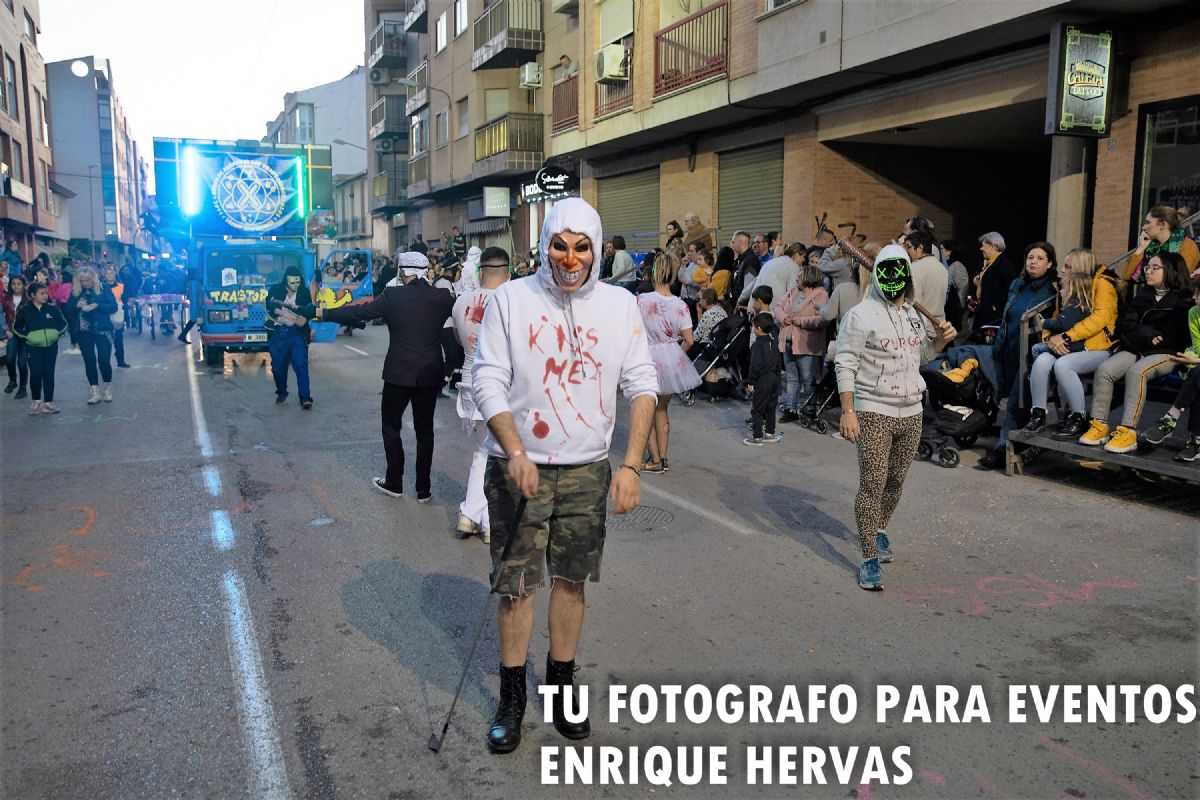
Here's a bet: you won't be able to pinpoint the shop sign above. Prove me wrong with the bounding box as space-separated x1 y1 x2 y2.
1045 24 1114 137
535 165 575 194
483 186 509 217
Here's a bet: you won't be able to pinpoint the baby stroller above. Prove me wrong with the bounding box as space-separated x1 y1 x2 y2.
918 361 999 468
679 313 752 406
794 366 839 434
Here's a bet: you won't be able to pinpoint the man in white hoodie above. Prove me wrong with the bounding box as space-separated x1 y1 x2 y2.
472 197 658 754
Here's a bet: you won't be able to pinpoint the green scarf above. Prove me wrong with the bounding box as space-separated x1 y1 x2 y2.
1144 227 1185 258
1135 228 1186 282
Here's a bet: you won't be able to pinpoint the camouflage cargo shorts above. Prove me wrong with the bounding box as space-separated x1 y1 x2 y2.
484 457 612 598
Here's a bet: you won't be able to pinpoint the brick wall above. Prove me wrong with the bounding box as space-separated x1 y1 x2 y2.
660 150 716 232
728 1 759 81
1092 19 1200 261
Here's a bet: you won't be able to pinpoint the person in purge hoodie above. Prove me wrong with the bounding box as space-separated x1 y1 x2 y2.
13 281 68 414
471 198 658 754
835 244 957 591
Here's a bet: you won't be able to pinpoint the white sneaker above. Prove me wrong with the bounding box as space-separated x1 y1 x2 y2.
455 512 477 537
28 399 41 415
102 383 113 402
87 386 102 405
40 402 60 414
63 345 81 355
479 527 490 544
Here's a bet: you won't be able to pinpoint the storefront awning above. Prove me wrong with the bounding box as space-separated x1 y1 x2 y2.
464 218 509 235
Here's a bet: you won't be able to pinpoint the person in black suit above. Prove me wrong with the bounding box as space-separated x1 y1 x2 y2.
317 251 454 502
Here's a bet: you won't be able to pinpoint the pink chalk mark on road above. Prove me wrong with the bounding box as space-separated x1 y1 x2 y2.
967 767 1001 797
893 568 1141 617
1034 731 1154 800
854 783 873 800
919 770 946 787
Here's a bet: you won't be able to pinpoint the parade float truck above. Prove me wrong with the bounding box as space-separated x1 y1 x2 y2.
153 138 372 366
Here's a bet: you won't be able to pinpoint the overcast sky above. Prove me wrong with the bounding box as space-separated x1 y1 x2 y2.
40 0 365 192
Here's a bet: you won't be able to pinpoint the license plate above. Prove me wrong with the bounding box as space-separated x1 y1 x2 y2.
244 333 268 343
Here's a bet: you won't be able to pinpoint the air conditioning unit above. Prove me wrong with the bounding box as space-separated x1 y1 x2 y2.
595 44 628 82
369 68 391 85
519 62 542 89
375 138 396 153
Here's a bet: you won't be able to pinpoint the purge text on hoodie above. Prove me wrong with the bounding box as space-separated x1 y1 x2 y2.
472 198 659 465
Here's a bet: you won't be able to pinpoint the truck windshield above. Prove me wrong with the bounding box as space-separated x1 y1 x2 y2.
206 250 303 289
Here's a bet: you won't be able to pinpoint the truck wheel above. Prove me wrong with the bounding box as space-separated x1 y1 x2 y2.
205 346 224 367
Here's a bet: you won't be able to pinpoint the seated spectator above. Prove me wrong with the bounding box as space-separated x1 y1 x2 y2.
1017 249 1120 440
1080 252 1194 453
970 231 1018 342
1123 205 1199 285
977 242 1060 470
604 235 637 289
775 261 829 422
692 287 727 349
1142 273 1200 461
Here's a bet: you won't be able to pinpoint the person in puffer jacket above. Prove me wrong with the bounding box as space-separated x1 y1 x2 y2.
13 281 67 414
835 244 957 592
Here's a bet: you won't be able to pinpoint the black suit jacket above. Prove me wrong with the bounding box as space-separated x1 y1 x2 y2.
323 280 453 387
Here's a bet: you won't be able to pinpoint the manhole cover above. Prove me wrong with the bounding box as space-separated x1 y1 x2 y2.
607 505 674 531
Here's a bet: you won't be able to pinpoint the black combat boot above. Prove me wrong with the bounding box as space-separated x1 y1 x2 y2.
486 664 527 754
1051 411 1088 441
545 654 591 740
1022 407 1047 433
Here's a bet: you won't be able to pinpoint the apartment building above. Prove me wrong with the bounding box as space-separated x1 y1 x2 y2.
395 0 554 258
0 0 56 261
364 1 416 257
47 55 150 262
334 171 373 252
263 66 368 179
541 0 1197 267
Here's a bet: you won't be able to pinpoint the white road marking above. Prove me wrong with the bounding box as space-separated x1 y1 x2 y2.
637 481 758 537
221 572 292 800
185 347 213 458
343 345 369 356
185 342 292 798
203 465 223 497
211 511 235 551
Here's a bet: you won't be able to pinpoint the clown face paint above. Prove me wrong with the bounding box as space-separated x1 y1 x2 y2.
876 258 911 301
548 232 593 292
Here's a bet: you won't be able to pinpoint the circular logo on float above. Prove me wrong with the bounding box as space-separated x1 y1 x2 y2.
211 159 288 233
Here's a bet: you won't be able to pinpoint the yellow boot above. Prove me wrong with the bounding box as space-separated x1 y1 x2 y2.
1078 419 1110 446
941 358 979 384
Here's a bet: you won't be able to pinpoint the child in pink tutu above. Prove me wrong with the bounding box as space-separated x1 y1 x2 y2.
637 251 702 473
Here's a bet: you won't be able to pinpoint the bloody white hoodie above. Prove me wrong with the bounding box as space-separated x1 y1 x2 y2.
472 198 659 464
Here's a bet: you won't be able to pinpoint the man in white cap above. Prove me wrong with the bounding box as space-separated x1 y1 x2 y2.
317 251 454 501
472 197 658 753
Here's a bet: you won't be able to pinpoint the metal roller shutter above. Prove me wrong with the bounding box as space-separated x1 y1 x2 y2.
597 168 661 253
718 141 783 241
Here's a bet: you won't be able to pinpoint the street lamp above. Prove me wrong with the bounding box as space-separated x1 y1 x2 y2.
87 164 99 262
332 138 367 151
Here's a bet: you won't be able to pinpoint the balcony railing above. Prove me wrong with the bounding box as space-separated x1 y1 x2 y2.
595 47 633 118
407 151 430 198
339 216 366 236
653 0 728 97
404 0 427 33
474 112 543 161
405 61 429 116
472 0 543 70
371 165 409 212
551 72 579 134
371 96 409 140
369 20 409 70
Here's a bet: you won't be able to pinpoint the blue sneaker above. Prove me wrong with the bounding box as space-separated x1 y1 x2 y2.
875 531 893 563
858 557 884 591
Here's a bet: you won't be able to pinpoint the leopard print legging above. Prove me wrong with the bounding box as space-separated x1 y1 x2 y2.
854 411 923 558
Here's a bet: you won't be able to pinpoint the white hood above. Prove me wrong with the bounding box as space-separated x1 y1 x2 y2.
537 197 604 298
472 197 658 464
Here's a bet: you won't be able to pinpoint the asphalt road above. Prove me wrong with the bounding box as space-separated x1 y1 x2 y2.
2 324 1196 800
